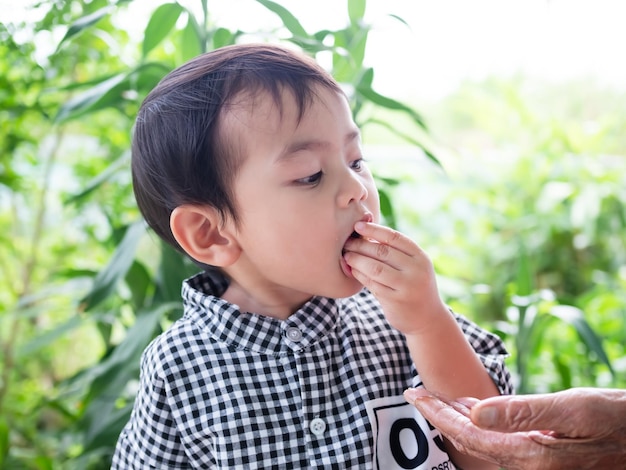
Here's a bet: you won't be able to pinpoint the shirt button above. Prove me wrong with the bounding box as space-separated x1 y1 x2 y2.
286 327 302 341
309 418 326 436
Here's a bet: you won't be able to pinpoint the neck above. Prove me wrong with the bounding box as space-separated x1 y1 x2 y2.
221 277 312 320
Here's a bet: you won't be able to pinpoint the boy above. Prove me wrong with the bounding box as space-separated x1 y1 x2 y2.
113 43 512 469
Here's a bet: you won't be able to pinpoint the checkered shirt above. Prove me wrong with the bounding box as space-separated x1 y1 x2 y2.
112 270 512 469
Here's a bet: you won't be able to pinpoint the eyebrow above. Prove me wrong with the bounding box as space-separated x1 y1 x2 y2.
276 129 361 163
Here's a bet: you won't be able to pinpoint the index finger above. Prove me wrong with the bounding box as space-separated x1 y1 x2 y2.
353 222 419 256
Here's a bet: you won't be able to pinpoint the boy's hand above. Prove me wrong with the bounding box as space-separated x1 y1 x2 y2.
343 222 447 335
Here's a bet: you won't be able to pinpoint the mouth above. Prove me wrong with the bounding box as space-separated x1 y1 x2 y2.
342 213 373 253
342 230 362 256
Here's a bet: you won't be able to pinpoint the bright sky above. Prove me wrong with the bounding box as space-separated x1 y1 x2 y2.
4 0 626 100
193 0 626 100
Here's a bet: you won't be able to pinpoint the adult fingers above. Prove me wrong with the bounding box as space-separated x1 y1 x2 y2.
405 389 626 470
403 389 486 455
470 389 600 435
404 389 540 470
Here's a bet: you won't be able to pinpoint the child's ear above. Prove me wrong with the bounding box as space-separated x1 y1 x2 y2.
170 205 241 267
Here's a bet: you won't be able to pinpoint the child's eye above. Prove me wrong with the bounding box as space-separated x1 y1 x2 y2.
350 158 365 171
295 171 323 186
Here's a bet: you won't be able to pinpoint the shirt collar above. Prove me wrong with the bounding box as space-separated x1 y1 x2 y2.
181 270 340 355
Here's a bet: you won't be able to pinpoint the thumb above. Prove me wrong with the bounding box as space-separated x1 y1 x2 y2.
470 392 574 434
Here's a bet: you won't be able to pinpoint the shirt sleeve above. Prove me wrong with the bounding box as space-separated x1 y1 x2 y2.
111 347 190 469
453 311 514 395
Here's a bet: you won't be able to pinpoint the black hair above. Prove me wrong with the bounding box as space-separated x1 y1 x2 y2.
131 43 342 252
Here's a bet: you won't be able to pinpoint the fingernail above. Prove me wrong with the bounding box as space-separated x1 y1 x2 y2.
451 398 476 417
404 388 429 402
475 404 498 427
456 397 479 408
355 221 366 231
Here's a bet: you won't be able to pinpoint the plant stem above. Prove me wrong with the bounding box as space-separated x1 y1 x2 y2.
0 126 65 414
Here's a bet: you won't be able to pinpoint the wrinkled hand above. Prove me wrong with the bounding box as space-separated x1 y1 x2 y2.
343 222 447 334
404 387 626 470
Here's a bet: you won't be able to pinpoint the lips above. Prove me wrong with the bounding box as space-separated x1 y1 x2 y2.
342 230 360 256
342 213 372 255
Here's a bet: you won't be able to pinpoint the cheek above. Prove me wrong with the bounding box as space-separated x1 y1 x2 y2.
240 208 310 249
264 210 336 257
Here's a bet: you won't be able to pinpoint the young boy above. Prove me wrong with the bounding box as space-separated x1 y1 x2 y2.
112 43 512 469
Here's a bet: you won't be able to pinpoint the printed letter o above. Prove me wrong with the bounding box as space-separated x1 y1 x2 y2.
389 418 429 468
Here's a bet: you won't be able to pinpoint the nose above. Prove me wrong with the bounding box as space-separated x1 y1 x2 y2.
338 170 369 207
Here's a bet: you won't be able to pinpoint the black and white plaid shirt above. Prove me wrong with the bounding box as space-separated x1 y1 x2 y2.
112 270 512 469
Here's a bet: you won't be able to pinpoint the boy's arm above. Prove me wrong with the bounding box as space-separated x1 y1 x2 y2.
404 311 503 470
344 222 505 470
405 308 500 398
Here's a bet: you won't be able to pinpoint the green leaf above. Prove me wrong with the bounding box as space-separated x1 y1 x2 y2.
549 305 615 375
514 309 552 393
154 241 197 304
57 5 114 49
55 62 170 123
356 69 427 130
142 3 184 57
0 417 9 468
82 402 133 452
358 65 374 87
313 29 333 43
256 0 308 38
525 311 551 356
73 303 177 397
180 16 203 61
79 220 146 312
126 260 152 310
212 27 234 49
387 13 411 29
131 61 172 92
17 315 84 358
375 175 400 187
378 187 397 229
347 26 368 71
54 72 126 123
348 0 366 25
331 30 357 82
365 118 440 167
553 354 572 389
64 150 130 204
79 303 179 451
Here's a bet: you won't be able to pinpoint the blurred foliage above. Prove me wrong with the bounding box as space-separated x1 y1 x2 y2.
375 76 626 393
1 0 625 467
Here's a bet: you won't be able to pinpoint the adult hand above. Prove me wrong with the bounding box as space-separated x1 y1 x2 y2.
404 387 626 470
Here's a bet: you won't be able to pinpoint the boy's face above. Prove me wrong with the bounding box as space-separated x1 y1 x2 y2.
221 85 380 314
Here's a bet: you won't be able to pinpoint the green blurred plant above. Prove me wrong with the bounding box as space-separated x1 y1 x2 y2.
392 76 626 394
503 243 614 393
